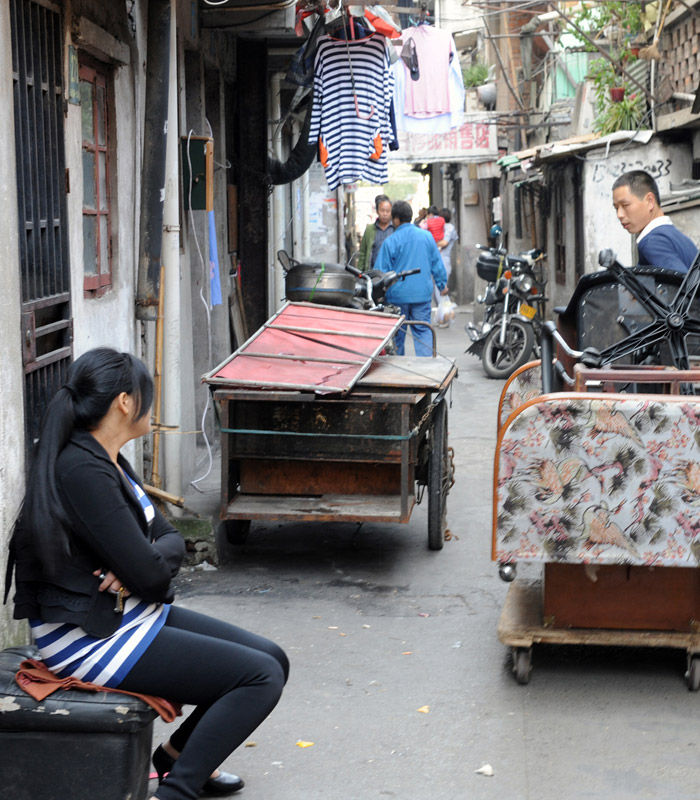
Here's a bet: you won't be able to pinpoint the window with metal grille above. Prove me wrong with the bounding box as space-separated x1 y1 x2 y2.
80 59 112 295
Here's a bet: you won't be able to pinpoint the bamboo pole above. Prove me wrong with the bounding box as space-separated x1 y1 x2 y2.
142 483 185 508
151 264 166 489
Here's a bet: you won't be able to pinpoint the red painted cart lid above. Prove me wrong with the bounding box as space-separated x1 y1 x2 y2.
203 302 403 394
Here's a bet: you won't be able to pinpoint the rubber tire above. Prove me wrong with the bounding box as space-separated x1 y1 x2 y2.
513 647 532 685
482 318 535 380
427 399 448 551
215 519 251 565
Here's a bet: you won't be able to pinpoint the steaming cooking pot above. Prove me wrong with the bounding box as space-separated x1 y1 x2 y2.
279 251 357 306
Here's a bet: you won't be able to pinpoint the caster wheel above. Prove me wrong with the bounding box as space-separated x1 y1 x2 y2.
513 647 532 685
685 655 700 691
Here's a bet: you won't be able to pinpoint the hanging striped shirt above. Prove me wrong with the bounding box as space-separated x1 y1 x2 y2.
308 34 395 191
29 474 169 688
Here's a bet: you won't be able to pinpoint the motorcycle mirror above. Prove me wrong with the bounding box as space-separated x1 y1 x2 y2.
277 250 292 272
598 249 615 269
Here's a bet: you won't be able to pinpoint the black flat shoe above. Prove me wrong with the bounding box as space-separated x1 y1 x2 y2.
201 771 246 796
153 744 245 796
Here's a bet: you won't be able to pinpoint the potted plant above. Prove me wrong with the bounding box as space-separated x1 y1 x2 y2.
594 91 645 134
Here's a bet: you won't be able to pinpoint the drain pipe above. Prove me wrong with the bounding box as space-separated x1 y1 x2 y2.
136 0 170 317
161 0 182 504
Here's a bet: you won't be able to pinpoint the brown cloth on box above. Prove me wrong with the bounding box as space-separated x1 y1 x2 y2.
15 659 182 722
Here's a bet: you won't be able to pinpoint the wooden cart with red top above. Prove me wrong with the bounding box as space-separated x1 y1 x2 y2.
203 302 457 558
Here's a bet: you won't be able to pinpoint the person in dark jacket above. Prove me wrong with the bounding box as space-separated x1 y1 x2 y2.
357 193 394 272
612 170 698 273
6 348 288 800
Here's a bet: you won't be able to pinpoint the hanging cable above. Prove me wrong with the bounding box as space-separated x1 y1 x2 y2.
185 129 215 489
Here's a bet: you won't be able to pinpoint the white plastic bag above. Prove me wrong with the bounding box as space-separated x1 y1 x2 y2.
435 294 457 325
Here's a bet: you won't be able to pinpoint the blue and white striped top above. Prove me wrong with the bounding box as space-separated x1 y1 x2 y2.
29 474 170 688
308 34 395 190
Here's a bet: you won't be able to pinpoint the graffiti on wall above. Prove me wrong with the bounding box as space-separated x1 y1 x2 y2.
591 157 673 183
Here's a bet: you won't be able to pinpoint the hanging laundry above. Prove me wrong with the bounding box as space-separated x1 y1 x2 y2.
391 42 464 134
402 25 462 118
400 38 419 81
308 31 395 191
364 6 401 39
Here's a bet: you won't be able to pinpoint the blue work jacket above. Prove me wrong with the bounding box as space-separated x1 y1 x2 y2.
374 222 447 304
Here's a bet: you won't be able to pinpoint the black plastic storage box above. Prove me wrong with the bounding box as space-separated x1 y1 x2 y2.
476 253 502 282
0 646 156 800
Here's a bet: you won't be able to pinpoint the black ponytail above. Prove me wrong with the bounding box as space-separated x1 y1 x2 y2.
17 348 154 576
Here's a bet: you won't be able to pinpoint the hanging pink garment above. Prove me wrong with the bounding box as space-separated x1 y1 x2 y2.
402 26 454 117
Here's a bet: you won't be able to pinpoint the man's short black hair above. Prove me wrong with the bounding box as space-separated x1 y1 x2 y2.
440 208 451 223
375 194 391 210
392 200 413 224
428 205 439 215
612 170 661 205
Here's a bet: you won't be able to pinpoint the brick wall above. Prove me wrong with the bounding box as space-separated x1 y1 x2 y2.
660 4 700 95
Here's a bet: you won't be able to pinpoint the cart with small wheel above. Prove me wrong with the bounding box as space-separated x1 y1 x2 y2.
203 302 456 558
492 251 700 689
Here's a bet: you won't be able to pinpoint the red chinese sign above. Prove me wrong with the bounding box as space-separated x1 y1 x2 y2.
390 120 497 164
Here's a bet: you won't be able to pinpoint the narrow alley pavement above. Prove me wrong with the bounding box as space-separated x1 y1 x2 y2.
155 307 700 800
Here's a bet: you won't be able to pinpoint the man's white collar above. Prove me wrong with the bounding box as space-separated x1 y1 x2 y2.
636 215 673 244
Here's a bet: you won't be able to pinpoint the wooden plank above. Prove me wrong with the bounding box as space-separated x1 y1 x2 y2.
498 581 700 651
229 283 247 350
359 355 457 390
223 493 415 523
225 395 428 461
544 563 700 632
238 459 404 495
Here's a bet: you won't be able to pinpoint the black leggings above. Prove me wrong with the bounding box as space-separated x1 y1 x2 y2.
118 605 289 800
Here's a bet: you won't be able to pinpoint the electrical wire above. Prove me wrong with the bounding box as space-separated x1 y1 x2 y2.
185 129 215 489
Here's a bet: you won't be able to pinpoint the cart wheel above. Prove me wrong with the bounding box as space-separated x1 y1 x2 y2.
215 520 251 564
685 655 700 691
513 647 532 685
427 399 448 551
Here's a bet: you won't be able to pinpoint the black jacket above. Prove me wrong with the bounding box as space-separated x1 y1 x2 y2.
7 431 185 638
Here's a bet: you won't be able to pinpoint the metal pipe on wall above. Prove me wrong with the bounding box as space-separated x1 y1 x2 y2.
270 73 285 311
162 0 183 504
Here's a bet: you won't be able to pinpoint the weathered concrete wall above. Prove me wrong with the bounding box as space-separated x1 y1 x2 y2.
0 0 29 649
66 45 137 360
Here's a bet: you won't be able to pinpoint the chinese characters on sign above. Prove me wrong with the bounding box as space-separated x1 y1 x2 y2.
390 120 498 164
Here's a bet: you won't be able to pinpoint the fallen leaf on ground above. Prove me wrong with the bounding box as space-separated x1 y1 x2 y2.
244 741 257 747
401 651 413 655
296 740 315 748
417 705 430 714
475 764 494 777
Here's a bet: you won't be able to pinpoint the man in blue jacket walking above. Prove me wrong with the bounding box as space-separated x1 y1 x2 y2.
612 170 698 272
375 200 448 356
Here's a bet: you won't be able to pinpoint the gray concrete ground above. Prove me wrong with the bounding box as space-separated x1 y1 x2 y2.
153 307 699 800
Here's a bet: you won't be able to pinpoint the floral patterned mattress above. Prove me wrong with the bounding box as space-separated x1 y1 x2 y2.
493 392 700 568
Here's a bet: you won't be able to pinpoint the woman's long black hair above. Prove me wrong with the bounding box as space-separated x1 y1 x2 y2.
18 348 153 576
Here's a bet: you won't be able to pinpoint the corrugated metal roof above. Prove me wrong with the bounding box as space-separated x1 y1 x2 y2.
203 302 404 395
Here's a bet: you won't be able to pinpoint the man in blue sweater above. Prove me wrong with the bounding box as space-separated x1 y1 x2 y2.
612 170 698 273
375 200 448 356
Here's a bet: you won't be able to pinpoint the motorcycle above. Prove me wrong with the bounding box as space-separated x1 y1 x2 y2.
466 244 547 379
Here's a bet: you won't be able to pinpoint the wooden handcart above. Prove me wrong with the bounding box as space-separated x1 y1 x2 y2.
204 302 457 558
